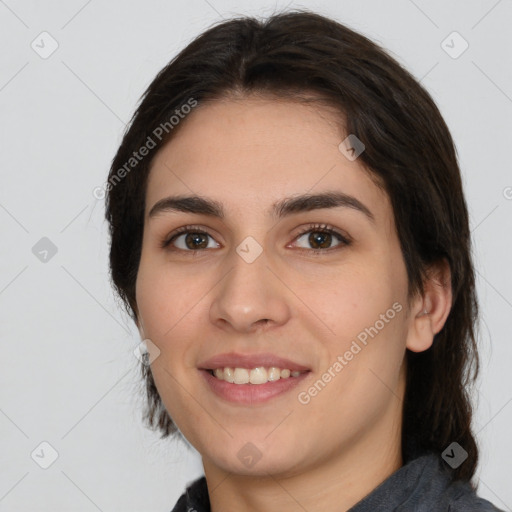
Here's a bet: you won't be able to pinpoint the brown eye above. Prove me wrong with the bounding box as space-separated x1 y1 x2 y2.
161 227 219 251
292 224 351 253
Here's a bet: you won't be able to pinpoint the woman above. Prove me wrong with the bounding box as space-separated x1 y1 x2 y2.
105 9 504 512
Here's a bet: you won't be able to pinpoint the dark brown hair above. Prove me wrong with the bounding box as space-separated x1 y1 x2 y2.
105 9 481 485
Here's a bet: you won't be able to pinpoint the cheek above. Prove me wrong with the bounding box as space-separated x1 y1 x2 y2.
135 265 203 425
135 269 169 338
135 261 210 382
136 258 195 336
297 262 407 384
291 263 395 339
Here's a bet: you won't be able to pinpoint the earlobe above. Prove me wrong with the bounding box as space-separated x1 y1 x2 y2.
405 258 453 353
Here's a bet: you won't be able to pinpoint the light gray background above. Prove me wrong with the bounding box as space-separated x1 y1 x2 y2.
1 0 511 510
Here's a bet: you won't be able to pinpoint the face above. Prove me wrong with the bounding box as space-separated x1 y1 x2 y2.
135 96 413 478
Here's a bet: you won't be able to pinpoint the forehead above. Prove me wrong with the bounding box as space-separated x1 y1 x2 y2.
146 97 391 229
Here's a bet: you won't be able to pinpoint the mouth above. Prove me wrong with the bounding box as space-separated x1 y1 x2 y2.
199 366 312 405
197 352 312 404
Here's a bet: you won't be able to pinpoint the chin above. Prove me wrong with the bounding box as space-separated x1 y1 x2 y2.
204 441 307 478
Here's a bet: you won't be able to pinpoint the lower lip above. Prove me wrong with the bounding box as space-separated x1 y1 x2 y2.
200 369 310 405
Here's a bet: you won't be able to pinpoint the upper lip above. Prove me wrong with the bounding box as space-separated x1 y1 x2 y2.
198 352 311 371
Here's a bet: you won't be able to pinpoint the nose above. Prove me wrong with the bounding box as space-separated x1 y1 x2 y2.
209 249 291 333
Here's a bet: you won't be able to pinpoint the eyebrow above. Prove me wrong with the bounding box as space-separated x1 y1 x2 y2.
148 191 375 224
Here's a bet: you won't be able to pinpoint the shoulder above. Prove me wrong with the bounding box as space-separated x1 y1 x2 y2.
441 477 505 512
350 451 504 512
405 453 505 512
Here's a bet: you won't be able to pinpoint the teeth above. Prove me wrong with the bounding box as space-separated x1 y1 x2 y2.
223 367 234 383
268 367 282 381
235 367 250 384
209 367 305 384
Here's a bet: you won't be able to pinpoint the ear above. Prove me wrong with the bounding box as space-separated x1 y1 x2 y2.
405 258 453 353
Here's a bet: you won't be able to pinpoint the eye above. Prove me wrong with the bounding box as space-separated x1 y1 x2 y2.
160 225 219 252
291 223 351 253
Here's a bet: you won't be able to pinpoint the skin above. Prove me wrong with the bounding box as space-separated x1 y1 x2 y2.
135 95 452 512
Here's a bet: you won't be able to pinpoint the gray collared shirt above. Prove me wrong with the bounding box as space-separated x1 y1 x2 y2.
170 451 504 511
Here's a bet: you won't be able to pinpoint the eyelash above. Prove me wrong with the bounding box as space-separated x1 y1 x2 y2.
160 223 351 255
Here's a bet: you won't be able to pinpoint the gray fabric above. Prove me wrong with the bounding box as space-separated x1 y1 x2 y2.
170 451 504 511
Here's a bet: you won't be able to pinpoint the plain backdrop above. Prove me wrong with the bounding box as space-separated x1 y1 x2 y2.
0 0 511 510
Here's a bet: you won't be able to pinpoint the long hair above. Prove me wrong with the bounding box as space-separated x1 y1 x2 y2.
105 9 481 484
